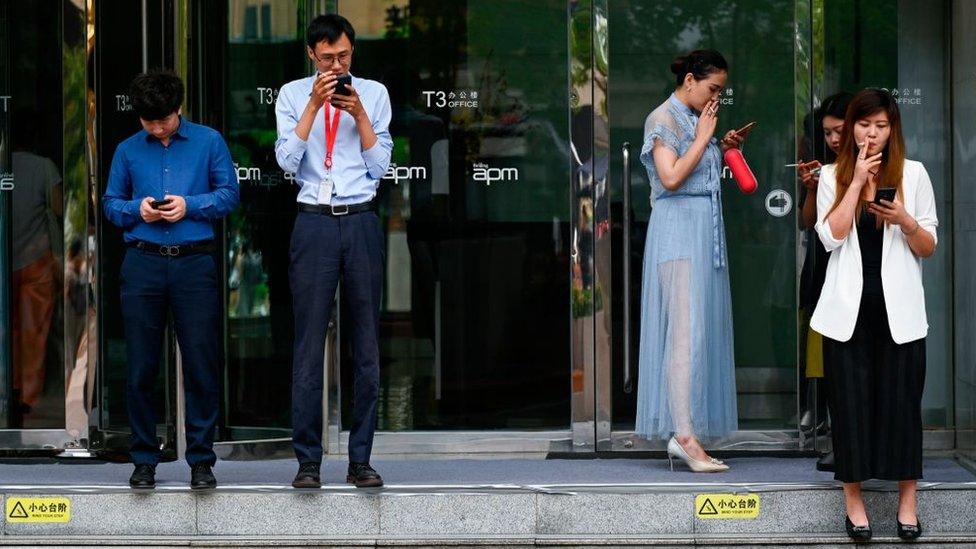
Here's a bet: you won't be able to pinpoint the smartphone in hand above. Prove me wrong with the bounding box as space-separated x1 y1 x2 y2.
150 199 172 209
333 74 352 97
873 187 897 205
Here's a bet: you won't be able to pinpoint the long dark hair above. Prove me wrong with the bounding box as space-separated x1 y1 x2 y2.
669 49 728 87
829 89 906 217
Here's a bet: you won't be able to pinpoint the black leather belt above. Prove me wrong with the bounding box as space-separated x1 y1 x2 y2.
299 200 375 217
127 239 215 257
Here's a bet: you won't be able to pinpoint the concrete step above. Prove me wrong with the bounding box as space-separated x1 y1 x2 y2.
1 458 974 545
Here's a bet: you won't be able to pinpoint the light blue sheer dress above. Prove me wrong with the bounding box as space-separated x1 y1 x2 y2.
635 93 737 441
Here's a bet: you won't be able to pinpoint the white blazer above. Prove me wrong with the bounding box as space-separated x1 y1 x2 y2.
810 160 938 344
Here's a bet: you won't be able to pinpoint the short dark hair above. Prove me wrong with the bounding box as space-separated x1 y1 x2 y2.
306 14 356 49
129 70 184 120
670 49 728 87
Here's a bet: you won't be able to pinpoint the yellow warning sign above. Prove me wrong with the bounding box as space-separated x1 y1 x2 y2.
6 497 71 523
695 493 760 519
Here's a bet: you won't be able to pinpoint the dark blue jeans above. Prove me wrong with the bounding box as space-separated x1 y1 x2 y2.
120 249 219 467
290 210 383 465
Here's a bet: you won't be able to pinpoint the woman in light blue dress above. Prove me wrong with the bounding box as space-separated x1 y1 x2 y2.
636 50 743 472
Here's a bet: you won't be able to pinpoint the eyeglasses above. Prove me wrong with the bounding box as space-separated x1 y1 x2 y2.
313 51 351 66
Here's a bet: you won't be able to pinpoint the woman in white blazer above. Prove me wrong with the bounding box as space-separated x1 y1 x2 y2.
810 89 937 542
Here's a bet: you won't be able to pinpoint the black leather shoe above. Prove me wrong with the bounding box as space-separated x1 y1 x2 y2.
845 516 872 542
816 451 835 472
292 462 321 489
347 462 383 488
898 516 922 541
190 463 217 490
129 464 156 489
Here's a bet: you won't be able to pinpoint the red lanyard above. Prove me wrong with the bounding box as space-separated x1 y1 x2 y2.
324 104 341 170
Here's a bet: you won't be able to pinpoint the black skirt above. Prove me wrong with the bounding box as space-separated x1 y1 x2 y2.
822 293 926 483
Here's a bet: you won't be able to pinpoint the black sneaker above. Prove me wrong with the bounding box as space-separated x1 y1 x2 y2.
347 462 383 488
292 462 321 489
129 464 156 489
190 463 217 490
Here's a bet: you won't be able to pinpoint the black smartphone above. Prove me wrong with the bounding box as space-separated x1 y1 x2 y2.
333 74 352 97
150 198 172 209
874 187 897 205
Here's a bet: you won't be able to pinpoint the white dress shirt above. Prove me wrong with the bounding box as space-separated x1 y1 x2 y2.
810 160 939 344
274 73 393 206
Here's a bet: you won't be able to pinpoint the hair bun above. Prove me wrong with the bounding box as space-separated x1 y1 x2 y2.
670 56 688 75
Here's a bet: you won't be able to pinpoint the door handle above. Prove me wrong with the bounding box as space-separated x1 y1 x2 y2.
622 142 633 394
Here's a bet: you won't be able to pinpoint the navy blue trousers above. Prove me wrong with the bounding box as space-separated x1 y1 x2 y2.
120 249 219 467
290 210 383 465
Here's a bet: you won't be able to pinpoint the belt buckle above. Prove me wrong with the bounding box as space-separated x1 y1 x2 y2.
330 204 349 216
160 245 181 257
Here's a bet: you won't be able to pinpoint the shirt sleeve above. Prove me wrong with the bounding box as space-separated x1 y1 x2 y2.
814 166 848 252
274 83 309 174
101 145 143 229
362 84 393 181
185 132 240 220
913 163 939 246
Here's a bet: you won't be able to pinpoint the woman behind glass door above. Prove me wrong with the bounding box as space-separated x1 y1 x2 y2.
797 91 853 473
635 50 744 473
811 89 937 541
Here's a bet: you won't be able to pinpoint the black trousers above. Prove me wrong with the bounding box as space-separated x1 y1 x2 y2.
121 249 219 466
290 210 383 465
822 293 926 483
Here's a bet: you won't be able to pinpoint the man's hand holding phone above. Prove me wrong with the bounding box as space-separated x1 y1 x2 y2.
156 195 187 223
310 71 339 108
140 197 164 223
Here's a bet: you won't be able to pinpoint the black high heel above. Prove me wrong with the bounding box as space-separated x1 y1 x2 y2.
845 516 872 542
897 516 922 541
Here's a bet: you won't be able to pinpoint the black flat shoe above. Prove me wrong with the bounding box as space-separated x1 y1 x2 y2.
815 451 835 472
129 463 156 489
190 463 217 490
292 462 321 489
898 516 922 541
845 516 872 542
347 462 383 488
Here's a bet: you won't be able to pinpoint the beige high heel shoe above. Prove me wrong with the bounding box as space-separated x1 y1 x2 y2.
667 436 729 473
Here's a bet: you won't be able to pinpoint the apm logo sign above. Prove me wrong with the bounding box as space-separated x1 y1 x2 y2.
383 163 427 185
472 162 518 186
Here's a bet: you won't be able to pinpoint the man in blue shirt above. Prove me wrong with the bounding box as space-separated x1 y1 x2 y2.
103 71 239 490
275 14 392 488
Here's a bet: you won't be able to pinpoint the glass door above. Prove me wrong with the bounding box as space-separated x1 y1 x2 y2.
92 0 180 458
600 0 811 452
0 0 87 450
331 0 574 454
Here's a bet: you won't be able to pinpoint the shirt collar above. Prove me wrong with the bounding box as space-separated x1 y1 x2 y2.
668 93 697 118
144 116 190 143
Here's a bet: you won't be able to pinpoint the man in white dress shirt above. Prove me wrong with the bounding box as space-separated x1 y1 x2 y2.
275 13 392 489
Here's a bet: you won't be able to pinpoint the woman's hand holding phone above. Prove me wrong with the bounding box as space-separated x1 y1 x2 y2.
797 160 822 190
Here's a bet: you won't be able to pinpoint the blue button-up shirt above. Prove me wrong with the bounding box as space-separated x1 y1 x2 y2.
102 118 240 245
274 73 393 206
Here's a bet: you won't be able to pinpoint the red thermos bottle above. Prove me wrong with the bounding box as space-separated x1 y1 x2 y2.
724 148 757 194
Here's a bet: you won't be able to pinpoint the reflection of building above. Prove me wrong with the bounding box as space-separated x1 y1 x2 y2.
0 1 974 475
229 0 300 43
